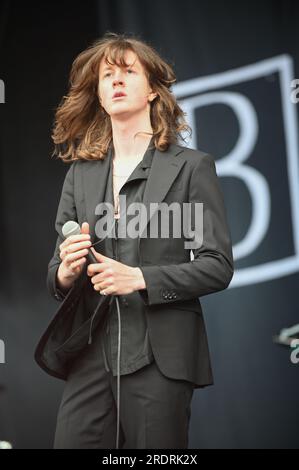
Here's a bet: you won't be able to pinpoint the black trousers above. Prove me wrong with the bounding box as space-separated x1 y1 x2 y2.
53 328 195 449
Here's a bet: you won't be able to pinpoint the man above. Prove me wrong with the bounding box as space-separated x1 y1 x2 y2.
36 32 234 449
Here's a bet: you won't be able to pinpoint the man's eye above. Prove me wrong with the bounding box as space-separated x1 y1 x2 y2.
103 69 134 77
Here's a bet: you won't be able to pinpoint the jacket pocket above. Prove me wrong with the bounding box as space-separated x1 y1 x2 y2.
160 298 203 314
175 301 202 314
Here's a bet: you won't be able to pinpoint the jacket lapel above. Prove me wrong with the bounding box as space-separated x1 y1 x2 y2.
139 144 186 238
82 142 186 242
81 145 113 241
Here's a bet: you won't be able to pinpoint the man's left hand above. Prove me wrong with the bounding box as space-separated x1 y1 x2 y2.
87 247 146 295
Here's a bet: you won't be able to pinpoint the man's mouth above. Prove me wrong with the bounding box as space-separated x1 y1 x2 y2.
112 92 127 99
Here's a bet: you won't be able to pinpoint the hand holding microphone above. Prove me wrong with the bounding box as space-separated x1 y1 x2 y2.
57 220 145 297
56 221 98 292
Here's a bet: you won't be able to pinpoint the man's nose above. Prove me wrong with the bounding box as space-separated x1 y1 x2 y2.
113 78 125 87
113 70 125 87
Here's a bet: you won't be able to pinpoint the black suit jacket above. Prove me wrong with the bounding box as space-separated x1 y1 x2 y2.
35 142 234 388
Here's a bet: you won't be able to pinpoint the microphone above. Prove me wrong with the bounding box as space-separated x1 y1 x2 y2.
62 220 98 264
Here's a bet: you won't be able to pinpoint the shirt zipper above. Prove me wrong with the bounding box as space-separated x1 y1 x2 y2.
101 216 119 372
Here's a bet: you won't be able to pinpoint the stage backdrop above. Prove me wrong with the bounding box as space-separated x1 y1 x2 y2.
0 0 298 448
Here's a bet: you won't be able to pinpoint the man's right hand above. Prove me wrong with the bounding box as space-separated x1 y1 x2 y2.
56 222 92 291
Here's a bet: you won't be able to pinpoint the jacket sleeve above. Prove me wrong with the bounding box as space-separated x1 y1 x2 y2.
47 162 78 302
137 153 234 306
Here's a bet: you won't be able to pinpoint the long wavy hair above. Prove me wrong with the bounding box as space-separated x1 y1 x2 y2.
51 32 191 162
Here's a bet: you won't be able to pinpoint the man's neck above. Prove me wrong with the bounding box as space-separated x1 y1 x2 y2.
111 115 153 161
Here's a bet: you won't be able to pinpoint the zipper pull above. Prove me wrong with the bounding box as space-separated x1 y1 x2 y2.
115 218 118 240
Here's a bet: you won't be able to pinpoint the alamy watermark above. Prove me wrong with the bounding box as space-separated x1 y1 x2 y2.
290 79 299 103
290 339 299 364
0 339 5 364
94 198 204 250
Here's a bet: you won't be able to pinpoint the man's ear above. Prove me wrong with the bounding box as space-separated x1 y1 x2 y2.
149 91 158 102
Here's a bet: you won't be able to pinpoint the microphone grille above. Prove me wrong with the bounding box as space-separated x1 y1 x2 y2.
62 220 81 238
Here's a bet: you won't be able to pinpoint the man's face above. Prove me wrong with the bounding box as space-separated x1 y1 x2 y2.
98 49 156 119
